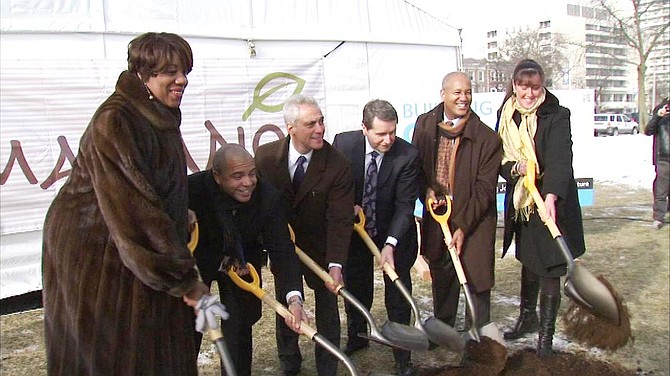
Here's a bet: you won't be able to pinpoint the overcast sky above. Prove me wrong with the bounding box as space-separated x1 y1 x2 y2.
408 0 553 58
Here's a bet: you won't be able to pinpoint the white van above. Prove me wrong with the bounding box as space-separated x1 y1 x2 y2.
593 113 639 136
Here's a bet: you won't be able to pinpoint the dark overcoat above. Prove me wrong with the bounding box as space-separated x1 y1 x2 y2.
497 90 586 277
254 136 354 288
412 105 502 292
42 71 200 375
187 171 304 323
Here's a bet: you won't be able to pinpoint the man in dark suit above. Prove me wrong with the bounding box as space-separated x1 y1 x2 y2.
188 144 307 376
255 94 354 376
332 99 420 376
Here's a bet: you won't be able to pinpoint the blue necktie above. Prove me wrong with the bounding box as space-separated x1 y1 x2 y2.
293 155 307 193
362 151 378 237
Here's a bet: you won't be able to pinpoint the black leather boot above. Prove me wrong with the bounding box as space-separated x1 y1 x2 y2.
537 293 560 357
504 268 540 340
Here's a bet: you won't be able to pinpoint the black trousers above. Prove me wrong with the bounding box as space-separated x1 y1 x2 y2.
275 280 341 376
194 273 261 376
428 252 490 330
653 160 670 222
344 240 413 365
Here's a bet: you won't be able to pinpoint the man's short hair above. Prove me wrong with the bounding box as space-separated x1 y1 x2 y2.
212 144 252 174
362 99 398 129
283 94 320 125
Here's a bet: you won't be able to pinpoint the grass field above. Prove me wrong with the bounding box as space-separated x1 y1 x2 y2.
1 183 668 375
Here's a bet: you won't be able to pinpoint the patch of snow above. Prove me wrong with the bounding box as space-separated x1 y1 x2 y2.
586 135 655 189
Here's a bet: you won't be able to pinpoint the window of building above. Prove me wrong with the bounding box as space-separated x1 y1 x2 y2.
539 20 551 28
488 52 498 60
567 4 580 16
487 30 497 38
585 23 598 30
478 71 484 82
581 6 595 19
626 94 635 102
595 9 608 20
488 41 498 49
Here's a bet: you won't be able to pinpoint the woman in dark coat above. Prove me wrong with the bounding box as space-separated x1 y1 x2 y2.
496 59 585 356
42 32 210 375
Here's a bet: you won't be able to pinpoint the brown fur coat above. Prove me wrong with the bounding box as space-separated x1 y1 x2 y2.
42 71 201 375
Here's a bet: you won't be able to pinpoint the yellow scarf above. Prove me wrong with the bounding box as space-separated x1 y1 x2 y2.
498 90 545 220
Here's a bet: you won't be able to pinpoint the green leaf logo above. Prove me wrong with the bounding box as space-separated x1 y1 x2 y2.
242 72 306 121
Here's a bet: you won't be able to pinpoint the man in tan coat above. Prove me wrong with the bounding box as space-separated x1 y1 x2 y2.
411 72 502 333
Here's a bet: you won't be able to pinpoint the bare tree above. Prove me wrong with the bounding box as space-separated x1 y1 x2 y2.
590 68 616 112
592 0 669 127
490 28 569 89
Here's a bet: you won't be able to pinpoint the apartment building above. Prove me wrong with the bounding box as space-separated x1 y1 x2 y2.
641 0 670 108
481 0 645 113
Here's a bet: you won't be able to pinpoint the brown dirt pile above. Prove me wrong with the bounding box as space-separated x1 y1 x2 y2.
417 337 635 376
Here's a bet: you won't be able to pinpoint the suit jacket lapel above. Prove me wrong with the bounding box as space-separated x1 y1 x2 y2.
378 144 395 187
274 137 294 199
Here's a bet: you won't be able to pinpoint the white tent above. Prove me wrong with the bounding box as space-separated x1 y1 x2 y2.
1 0 462 298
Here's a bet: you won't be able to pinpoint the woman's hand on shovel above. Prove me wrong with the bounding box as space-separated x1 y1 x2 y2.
544 193 558 223
183 281 211 308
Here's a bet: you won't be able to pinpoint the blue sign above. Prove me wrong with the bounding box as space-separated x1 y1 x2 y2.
414 178 594 217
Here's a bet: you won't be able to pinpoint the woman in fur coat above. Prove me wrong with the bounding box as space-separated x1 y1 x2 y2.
42 32 210 376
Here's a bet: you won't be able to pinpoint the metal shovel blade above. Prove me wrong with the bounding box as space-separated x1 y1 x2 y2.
565 260 620 324
339 288 428 352
391 278 458 351
377 320 432 352
423 316 466 353
524 160 622 325
463 322 505 347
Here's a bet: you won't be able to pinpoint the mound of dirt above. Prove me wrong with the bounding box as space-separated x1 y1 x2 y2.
418 337 635 376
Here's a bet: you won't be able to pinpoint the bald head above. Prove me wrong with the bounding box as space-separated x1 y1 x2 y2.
442 72 470 90
440 71 472 120
213 144 253 173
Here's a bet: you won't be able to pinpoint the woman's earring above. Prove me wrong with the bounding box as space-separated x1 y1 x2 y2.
144 82 154 100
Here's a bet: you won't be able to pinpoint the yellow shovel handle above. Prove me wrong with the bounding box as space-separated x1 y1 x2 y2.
353 210 399 280
227 263 317 339
426 197 468 284
288 225 342 293
522 160 561 238
187 221 199 254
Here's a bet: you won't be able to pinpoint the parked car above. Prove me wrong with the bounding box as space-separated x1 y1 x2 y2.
593 113 639 136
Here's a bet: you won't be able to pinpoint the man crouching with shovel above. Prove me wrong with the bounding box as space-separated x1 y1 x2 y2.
188 144 307 375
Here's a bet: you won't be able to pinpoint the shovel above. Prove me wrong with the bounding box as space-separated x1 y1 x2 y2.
227 262 360 376
187 222 237 376
353 211 465 353
522 160 621 324
426 196 505 345
287 225 429 352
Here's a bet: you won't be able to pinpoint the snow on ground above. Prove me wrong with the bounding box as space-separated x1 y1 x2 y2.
582 133 655 189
